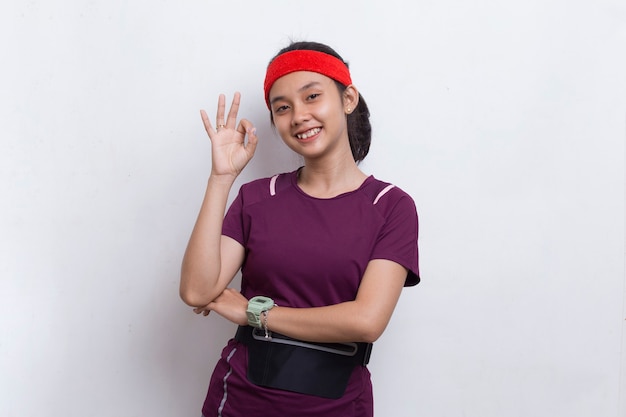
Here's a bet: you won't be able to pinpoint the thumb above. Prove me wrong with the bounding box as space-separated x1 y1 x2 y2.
240 119 258 154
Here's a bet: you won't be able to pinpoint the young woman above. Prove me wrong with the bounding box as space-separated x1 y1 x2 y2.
180 41 420 417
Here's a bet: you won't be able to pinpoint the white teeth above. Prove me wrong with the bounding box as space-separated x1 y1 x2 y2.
296 128 321 139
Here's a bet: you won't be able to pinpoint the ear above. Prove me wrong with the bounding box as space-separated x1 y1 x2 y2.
343 85 359 114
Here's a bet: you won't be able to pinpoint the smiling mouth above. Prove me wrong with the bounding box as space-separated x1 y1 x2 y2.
296 127 321 139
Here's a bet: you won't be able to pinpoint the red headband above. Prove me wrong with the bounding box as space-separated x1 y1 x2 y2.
263 50 352 108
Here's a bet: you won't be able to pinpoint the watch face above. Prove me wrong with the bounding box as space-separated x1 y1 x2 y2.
253 297 272 306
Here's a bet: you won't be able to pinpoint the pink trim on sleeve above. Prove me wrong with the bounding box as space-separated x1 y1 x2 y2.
269 175 279 196
373 185 395 205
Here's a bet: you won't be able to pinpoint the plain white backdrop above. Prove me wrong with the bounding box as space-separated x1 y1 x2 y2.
1 1 625 416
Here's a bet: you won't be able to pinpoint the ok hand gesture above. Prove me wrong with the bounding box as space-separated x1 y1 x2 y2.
200 92 258 179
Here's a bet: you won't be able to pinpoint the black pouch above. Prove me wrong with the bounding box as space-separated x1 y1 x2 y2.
237 327 371 399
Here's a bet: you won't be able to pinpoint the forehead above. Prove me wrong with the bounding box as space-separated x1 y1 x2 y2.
268 71 337 100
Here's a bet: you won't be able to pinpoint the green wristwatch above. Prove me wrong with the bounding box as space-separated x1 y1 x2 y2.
246 296 275 328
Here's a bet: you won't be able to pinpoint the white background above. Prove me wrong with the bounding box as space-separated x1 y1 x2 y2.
1 1 625 416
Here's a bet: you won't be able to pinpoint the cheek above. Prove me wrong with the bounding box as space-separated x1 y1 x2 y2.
273 118 292 141
315 99 338 119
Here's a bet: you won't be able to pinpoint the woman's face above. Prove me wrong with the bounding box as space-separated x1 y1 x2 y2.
268 71 353 161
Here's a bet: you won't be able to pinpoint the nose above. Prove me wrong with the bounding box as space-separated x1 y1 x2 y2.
291 103 309 127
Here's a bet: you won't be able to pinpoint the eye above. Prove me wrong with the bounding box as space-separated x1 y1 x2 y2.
273 104 290 114
307 93 320 101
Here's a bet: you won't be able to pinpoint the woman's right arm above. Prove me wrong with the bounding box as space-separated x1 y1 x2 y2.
180 93 258 307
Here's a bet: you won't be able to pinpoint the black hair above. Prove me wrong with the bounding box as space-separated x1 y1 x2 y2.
268 41 372 163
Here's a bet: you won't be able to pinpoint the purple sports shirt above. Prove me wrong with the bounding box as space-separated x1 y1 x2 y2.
201 169 419 417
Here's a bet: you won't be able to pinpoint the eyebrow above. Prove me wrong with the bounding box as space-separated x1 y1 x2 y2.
269 81 322 106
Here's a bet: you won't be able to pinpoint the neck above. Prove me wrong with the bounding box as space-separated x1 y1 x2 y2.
298 156 368 198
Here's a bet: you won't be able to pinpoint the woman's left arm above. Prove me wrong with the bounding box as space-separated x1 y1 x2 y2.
196 258 407 344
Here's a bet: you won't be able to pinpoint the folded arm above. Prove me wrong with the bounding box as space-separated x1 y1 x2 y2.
198 259 408 343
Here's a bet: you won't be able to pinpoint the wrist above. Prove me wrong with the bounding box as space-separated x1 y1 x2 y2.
261 310 270 338
208 172 237 187
246 296 275 330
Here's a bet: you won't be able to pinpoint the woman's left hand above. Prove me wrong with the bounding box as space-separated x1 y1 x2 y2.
193 288 249 326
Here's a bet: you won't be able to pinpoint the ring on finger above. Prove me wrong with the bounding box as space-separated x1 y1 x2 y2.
217 124 226 129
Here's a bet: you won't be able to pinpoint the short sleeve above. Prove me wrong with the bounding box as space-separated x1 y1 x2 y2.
370 193 420 286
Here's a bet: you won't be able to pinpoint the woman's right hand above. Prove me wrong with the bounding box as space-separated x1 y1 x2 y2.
200 92 258 179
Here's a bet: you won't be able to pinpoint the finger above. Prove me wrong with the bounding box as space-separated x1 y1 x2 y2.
194 306 211 316
225 92 241 129
200 109 215 136
215 94 226 127
239 119 259 154
239 118 255 133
